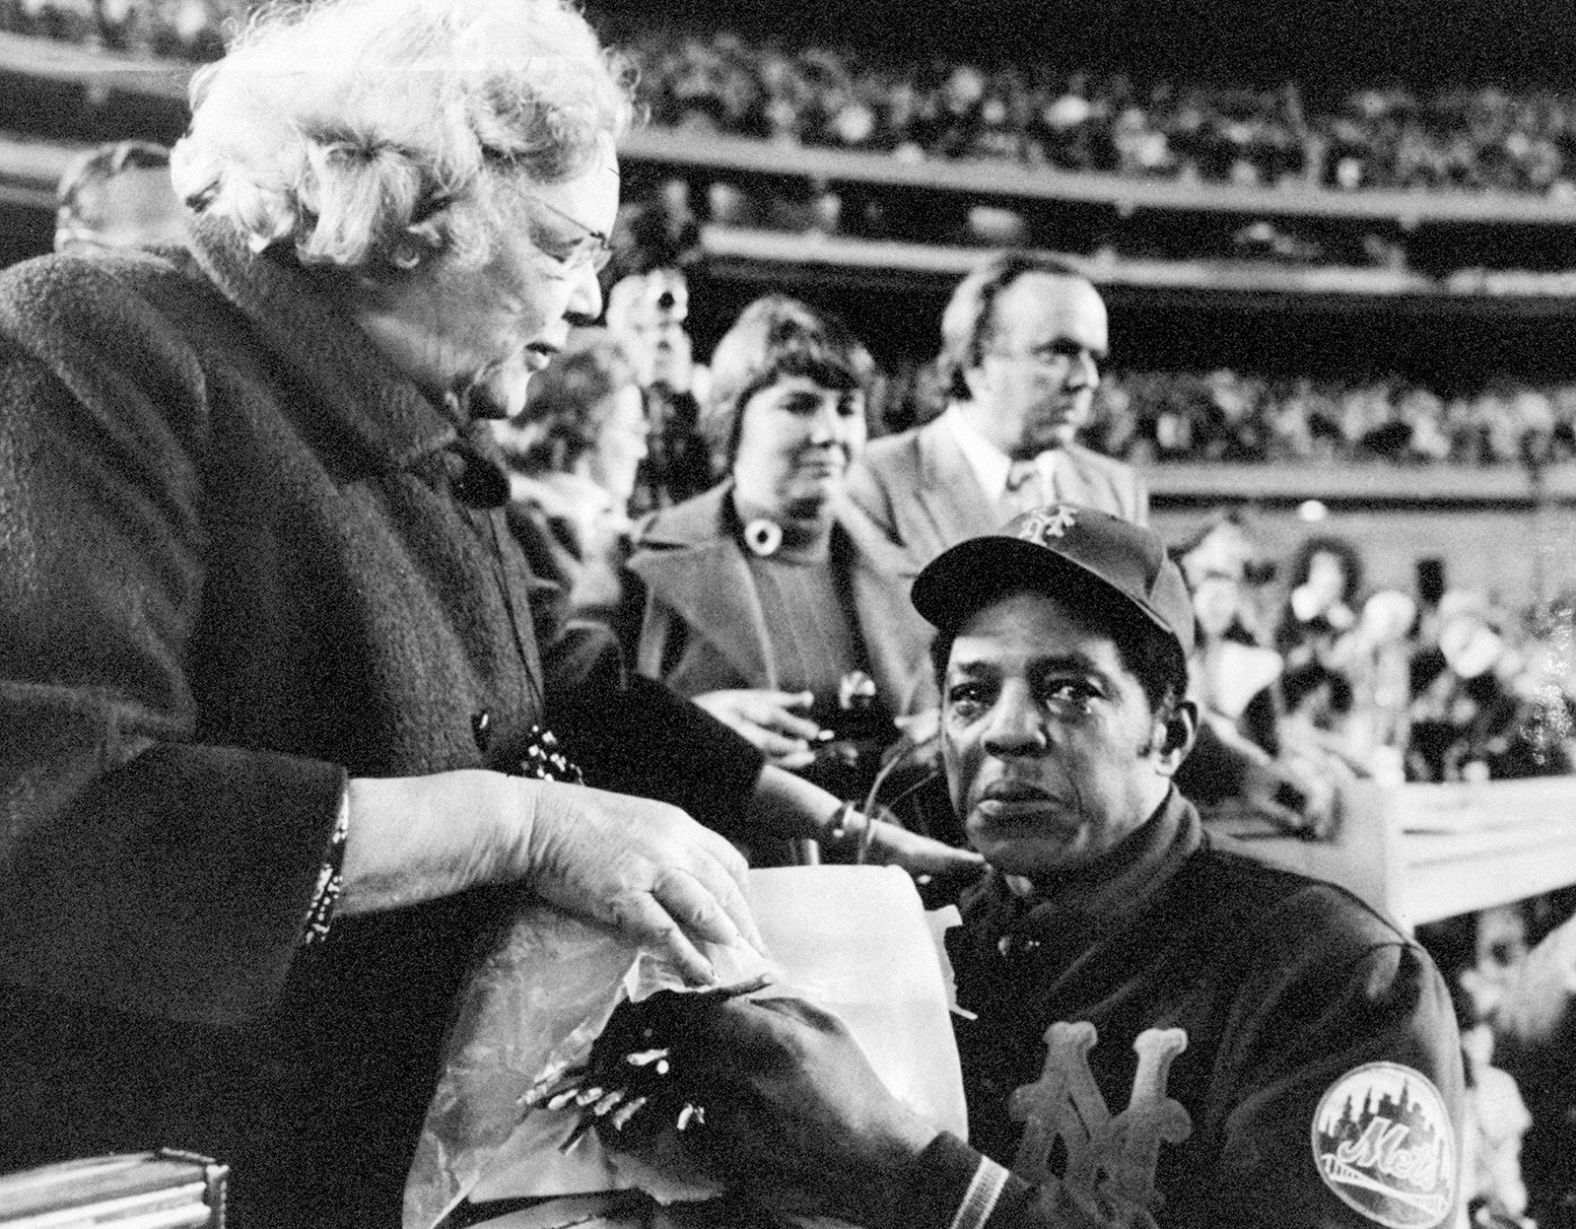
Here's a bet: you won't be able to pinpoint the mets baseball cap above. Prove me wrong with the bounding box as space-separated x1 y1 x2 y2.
912 504 1195 658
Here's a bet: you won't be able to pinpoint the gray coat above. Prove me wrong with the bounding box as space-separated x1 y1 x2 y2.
626 482 938 718
0 217 759 1226
846 415 1150 570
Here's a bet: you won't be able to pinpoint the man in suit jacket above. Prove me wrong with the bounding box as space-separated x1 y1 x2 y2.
845 257 1328 836
847 253 1146 570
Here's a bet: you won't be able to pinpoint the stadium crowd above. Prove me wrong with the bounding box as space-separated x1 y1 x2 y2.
873 361 1576 470
620 28 1576 197
1165 511 1576 791
1088 369 1576 469
12 0 1576 199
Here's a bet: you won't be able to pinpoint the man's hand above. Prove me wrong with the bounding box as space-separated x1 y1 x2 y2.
1242 748 1342 839
692 689 823 769
1197 716 1341 839
339 772 763 985
660 995 941 1224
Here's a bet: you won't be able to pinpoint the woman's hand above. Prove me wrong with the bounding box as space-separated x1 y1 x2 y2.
743 766 984 886
517 778 765 984
692 689 824 769
339 771 763 985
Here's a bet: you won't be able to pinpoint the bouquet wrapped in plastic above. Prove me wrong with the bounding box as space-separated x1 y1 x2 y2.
403 866 966 1229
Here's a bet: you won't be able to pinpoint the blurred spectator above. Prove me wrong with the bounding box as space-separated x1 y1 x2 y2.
600 28 1576 198
1406 591 1574 783
1416 905 1537 1229
54 139 187 253
5 0 235 57
1341 588 1421 780
1166 516 1576 803
1171 512 1347 833
1181 524 1285 758
1475 882 1576 1216
1173 509 1278 632
605 266 716 514
491 329 646 632
1516 599 1576 769
1276 533 1364 727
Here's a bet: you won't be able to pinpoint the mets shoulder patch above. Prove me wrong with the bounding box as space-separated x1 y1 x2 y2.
1311 1062 1456 1228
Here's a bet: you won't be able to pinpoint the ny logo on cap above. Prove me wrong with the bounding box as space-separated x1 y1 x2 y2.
1018 505 1080 544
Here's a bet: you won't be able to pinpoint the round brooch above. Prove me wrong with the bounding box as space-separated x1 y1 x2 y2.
743 518 783 557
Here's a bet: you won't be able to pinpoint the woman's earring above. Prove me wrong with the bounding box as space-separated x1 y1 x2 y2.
744 519 783 557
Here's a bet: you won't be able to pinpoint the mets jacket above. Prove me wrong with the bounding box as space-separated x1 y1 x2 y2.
894 790 1464 1229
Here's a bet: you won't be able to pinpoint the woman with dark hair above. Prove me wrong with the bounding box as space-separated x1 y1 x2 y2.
1276 532 1366 720
625 295 939 849
1167 512 1349 831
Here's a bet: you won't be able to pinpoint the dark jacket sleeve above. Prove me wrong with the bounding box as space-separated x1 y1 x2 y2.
893 1134 1167 1229
539 600 766 838
0 260 345 1028
893 1134 994 1229
1193 932 1463 1228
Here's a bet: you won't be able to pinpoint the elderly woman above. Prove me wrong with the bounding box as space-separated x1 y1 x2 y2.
0 2 977 1225
625 296 936 823
493 327 646 626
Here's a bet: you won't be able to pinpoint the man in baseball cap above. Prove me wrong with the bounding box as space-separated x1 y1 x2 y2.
910 503 1197 882
615 504 1464 1229
913 503 1193 657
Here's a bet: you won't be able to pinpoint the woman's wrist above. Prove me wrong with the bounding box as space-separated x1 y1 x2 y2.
301 792 352 944
747 764 848 843
822 800 869 850
339 770 524 914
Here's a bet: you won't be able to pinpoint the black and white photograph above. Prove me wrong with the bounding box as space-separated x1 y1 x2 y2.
3 1 1576 1226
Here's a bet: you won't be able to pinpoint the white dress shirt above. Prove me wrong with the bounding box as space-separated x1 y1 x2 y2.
938 404 1056 518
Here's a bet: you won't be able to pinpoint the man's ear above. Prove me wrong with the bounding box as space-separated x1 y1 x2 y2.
960 362 990 404
1151 700 1198 776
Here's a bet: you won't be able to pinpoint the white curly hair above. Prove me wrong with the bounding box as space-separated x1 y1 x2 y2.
171 0 634 274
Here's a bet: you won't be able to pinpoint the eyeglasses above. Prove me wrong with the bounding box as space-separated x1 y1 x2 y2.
524 191 614 275
984 345 1102 370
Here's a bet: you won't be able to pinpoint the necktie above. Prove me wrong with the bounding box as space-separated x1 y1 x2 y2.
1002 458 1044 519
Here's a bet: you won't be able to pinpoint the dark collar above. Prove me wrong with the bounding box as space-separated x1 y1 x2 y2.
185 215 505 505
978 789 1203 941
